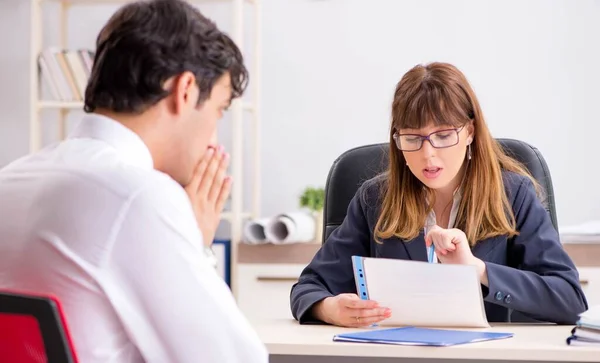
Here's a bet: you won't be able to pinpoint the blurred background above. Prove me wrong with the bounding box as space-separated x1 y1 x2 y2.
1 0 598 236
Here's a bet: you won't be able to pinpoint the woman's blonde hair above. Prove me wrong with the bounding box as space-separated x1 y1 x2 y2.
374 62 540 246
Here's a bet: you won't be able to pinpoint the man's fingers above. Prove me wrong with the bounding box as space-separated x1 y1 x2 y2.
198 146 223 196
186 147 214 192
214 176 232 213
208 152 230 203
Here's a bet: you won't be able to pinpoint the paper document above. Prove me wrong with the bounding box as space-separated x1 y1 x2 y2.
579 304 600 327
352 256 489 328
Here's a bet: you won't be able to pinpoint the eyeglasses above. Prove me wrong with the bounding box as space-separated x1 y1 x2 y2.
393 126 465 152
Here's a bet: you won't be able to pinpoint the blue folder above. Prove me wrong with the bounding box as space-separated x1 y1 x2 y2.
333 326 513 347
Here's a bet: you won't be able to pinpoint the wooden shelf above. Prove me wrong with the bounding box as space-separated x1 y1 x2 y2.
237 240 600 268
221 211 252 222
562 242 600 267
238 243 321 264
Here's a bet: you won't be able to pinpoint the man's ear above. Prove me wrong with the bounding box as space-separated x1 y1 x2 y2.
173 71 197 115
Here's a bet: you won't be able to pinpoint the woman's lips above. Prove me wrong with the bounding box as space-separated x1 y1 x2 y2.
423 166 442 179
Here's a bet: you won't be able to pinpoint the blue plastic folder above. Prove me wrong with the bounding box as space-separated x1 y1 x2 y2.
333 327 513 347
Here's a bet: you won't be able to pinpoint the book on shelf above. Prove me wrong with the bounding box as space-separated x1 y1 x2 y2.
38 48 95 103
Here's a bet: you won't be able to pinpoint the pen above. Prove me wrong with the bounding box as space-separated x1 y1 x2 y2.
425 225 435 264
427 244 435 264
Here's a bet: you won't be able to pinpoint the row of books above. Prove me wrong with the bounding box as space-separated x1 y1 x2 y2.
38 48 95 102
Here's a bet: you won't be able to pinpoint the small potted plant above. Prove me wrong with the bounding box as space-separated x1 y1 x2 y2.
299 186 325 243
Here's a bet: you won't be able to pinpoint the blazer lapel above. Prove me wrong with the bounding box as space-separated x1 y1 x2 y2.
401 230 428 262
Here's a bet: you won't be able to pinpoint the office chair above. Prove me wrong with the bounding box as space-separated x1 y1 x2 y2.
0 291 78 363
322 138 558 243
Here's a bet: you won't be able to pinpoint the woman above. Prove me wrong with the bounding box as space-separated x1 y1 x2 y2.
290 62 587 327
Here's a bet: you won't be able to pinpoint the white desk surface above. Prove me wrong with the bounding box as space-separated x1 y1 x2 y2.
253 319 600 362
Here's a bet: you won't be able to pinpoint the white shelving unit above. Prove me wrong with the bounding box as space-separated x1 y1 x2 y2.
29 0 261 298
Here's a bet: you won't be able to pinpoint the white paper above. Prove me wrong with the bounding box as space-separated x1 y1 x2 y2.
243 218 270 244
264 212 315 244
358 257 489 328
580 304 600 325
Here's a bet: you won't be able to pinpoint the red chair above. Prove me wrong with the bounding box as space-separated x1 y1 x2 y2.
0 291 78 363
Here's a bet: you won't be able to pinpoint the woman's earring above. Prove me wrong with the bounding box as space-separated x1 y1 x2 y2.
467 144 472 160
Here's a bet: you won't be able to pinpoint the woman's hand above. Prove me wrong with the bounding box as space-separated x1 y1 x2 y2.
312 293 391 327
425 225 488 286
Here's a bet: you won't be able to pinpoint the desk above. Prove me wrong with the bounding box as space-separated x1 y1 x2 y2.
253 319 600 363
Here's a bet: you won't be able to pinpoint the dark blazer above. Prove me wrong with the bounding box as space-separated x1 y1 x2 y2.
290 171 588 325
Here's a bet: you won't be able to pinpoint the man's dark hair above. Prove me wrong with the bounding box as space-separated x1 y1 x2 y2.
84 0 248 114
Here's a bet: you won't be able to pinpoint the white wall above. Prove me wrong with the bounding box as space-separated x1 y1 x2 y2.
0 0 31 164
0 0 598 231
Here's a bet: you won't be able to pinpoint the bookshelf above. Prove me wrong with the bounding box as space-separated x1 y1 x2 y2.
29 0 262 298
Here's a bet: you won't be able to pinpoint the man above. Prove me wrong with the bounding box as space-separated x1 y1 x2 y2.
0 0 268 362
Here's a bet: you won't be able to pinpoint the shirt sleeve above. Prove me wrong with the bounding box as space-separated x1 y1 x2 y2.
102 177 268 363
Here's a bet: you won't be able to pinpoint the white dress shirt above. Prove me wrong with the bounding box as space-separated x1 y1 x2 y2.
0 114 268 363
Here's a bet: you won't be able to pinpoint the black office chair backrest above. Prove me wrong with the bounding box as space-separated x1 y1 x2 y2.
322 138 558 243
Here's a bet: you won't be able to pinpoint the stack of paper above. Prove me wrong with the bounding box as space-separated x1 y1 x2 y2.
567 305 600 346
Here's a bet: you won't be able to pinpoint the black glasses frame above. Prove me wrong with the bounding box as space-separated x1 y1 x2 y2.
392 125 465 152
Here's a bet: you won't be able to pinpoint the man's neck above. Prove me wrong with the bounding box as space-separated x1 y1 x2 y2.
93 108 166 170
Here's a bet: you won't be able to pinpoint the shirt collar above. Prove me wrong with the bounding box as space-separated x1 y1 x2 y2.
424 179 464 230
68 113 154 170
